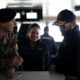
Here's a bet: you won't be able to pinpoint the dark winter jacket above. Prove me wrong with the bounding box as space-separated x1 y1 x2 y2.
18 37 50 71
55 26 80 77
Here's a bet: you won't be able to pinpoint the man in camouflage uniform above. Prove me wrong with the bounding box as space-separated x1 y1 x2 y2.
0 8 23 78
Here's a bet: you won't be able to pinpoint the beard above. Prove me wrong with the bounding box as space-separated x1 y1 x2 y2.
60 29 72 37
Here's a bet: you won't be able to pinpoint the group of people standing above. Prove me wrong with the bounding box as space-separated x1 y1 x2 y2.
0 7 80 80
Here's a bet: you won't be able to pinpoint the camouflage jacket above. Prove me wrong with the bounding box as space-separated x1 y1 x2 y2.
0 32 18 71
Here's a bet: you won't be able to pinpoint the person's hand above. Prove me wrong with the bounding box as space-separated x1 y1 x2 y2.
12 56 23 67
7 56 23 68
3 68 16 79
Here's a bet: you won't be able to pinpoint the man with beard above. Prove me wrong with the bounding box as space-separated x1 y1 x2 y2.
53 9 80 80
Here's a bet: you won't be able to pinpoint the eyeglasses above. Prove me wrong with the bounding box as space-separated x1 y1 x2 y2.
53 20 73 30
60 22 70 27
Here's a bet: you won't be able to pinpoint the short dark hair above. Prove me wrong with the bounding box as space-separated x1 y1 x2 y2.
28 23 40 31
0 8 16 23
44 26 49 32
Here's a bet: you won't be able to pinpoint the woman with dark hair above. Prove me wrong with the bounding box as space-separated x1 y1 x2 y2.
18 23 50 71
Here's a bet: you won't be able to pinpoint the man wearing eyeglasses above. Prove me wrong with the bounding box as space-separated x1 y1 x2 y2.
53 9 80 80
